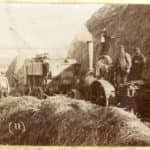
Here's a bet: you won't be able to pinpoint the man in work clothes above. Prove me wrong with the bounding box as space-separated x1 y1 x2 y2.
130 47 146 80
100 28 111 55
142 51 150 81
96 55 113 80
100 28 116 55
116 45 132 85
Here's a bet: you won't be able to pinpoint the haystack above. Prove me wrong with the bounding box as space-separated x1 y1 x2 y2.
6 50 43 88
0 95 149 145
68 5 150 80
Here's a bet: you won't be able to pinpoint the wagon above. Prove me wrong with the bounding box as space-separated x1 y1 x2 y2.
24 55 50 98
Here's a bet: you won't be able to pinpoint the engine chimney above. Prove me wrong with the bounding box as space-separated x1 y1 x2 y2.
87 41 94 72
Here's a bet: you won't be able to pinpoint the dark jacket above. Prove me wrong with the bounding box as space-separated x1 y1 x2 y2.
132 53 146 70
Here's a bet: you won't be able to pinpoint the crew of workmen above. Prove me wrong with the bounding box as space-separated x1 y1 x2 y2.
96 28 146 87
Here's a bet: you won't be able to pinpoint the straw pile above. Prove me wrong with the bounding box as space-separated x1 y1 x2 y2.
68 41 89 76
0 95 149 145
68 5 150 80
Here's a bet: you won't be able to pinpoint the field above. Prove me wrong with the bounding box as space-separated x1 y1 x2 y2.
3 4 150 146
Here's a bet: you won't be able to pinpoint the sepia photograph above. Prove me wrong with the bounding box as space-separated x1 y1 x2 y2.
0 2 150 146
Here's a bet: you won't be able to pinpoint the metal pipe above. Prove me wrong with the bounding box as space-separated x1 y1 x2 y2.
87 41 94 72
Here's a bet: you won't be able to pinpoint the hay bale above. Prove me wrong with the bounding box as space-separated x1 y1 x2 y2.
0 95 149 145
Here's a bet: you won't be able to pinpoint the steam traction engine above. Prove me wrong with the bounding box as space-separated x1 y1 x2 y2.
69 40 150 116
73 41 116 106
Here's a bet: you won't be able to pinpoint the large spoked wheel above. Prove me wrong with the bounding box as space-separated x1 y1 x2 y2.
27 86 32 96
96 95 107 106
3 91 8 97
95 87 107 106
0 91 2 99
36 87 47 99
0 90 8 99
36 87 44 99
90 82 108 106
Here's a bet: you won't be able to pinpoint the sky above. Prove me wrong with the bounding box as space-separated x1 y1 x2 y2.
0 3 102 70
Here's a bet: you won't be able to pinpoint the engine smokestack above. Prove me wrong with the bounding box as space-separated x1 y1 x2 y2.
87 41 94 72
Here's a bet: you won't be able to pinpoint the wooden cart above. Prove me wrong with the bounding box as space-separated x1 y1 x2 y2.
25 59 47 98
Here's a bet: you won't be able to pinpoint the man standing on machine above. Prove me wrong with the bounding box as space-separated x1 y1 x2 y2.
116 45 132 85
130 47 146 80
100 28 117 55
